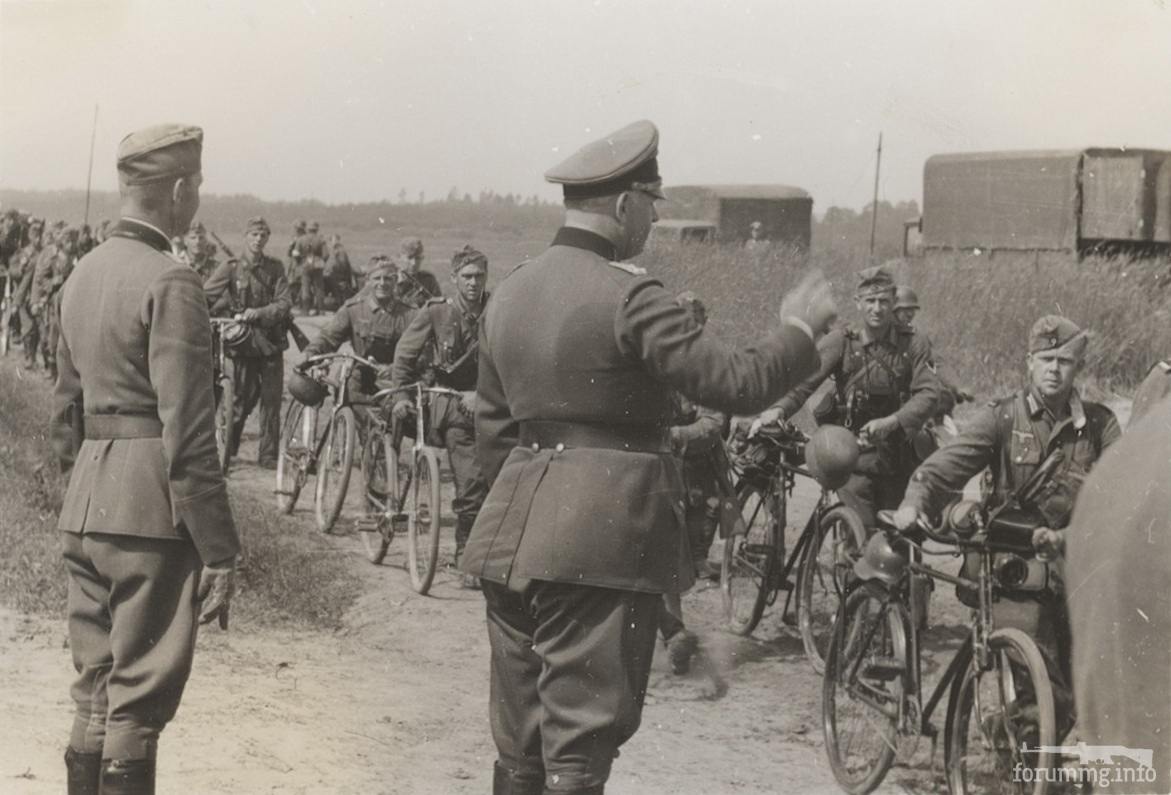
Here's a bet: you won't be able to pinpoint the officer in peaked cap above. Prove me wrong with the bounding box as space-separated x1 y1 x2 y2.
893 313 1120 740
53 123 238 793
460 119 836 794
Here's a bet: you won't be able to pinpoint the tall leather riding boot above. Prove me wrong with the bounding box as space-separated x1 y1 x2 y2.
100 758 156 795
64 747 101 795
493 761 545 795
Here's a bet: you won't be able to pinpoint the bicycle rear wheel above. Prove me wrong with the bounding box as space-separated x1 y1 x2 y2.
406 446 442 595
358 431 398 565
720 479 783 636
945 627 1056 795
315 406 356 533
798 503 867 673
276 400 316 514
823 581 908 795
214 375 235 474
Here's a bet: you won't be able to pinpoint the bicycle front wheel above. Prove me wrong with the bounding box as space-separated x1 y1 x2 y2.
406 446 442 595
315 406 356 533
823 581 908 795
799 503 867 673
945 626 1056 795
720 479 783 636
276 400 315 514
359 431 397 565
214 375 235 474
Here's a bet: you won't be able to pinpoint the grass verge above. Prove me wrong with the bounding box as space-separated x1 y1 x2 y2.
0 360 361 630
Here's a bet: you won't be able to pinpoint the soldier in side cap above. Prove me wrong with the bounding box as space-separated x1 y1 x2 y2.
1065 395 1171 794
31 225 80 380
12 217 45 368
390 245 491 586
52 123 238 794
892 314 1121 741
751 265 945 531
181 221 219 283
323 233 356 305
286 220 307 308
293 220 328 315
460 119 836 794
204 216 292 469
395 236 443 308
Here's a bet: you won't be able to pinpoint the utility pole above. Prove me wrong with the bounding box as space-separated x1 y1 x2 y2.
84 104 99 227
868 132 883 260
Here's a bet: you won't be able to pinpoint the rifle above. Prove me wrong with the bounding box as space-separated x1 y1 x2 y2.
209 230 311 352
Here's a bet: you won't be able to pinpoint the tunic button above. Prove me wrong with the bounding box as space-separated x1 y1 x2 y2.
555 443 565 453
531 443 540 452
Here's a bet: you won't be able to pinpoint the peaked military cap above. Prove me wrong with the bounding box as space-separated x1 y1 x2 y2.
855 265 896 298
117 123 202 186
451 244 488 272
1029 315 1086 355
545 120 665 200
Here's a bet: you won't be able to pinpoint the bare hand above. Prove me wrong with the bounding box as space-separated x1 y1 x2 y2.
891 505 920 531
1032 527 1064 561
391 400 413 421
239 308 260 323
779 270 837 338
748 407 783 438
860 415 901 441
458 390 476 418
197 560 236 630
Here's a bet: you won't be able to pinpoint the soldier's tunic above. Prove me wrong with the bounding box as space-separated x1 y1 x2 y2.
902 389 1121 736
295 231 328 313
324 243 356 304
11 238 42 366
1130 359 1171 426
304 291 414 396
52 218 239 760
1066 396 1171 794
460 227 819 789
391 292 488 550
181 250 219 284
31 242 76 378
203 250 291 464
771 323 943 529
394 268 443 308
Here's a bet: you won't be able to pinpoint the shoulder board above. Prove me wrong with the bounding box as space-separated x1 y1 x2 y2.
425 296 450 306
505 259 532 278
987 395 1014 408
343 295 363 307
1157 360 1171 374
608 260 647 276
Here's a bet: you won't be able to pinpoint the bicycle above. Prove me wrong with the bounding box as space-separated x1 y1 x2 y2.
208 317 246 473
355 382 465 595
822 504 1058 795
275 351 381 533
721 422 867 673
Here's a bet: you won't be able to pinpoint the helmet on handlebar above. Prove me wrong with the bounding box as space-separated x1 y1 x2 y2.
853 532 909 585
288 370 327 407
220 320 253 350
804 425 859 490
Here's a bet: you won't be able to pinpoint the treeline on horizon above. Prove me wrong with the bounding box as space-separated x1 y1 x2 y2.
0 188 921 256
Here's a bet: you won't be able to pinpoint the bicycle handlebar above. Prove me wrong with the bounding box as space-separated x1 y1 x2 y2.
299 351 382 372
369 383 465 403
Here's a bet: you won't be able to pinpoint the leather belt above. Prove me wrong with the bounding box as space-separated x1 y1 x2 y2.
84 414 164 440
518 420 670 454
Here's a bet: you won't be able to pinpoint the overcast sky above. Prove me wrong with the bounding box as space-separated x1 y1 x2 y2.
2 0 1170 210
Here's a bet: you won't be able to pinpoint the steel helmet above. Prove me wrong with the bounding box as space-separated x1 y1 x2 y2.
894 286 920 311
220 320 253 350
853 532 909 585
804 425 859 490
288 370 327 407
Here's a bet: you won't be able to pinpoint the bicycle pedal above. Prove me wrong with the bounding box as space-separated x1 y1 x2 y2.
861 657 905 681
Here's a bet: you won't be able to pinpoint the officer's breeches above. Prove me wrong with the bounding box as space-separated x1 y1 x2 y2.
482 580 659 791
228 354 283 462
63 531 201 760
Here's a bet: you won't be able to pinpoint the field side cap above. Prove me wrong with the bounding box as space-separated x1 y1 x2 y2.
855 265 895 299
451 244 488 272
294 220 307 232
1028 314 1086 355
894 286 920 310
750 220 763 229
853 532 908 585
804 424 859 490
117 124 202 186
545 120 664 200
246 216 270 234
308 221 319 232
401 237 423 256
188 221 206 235
367 256 396 276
